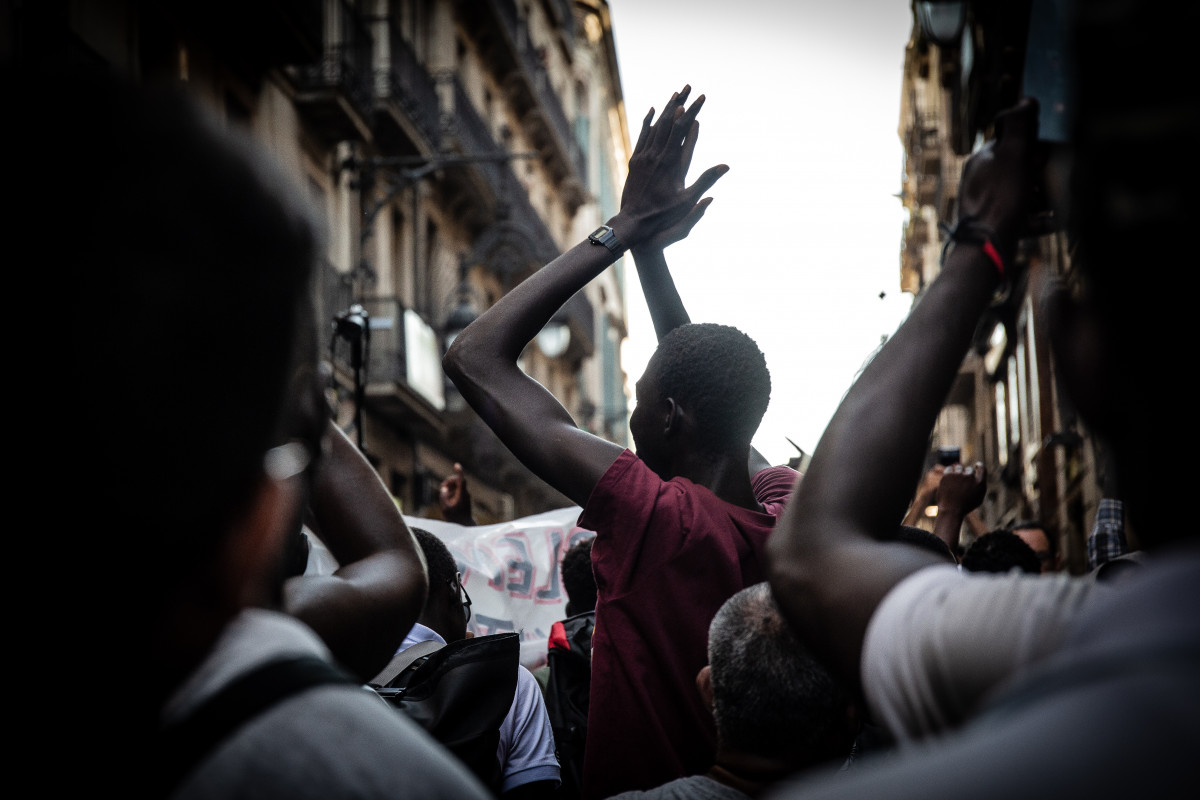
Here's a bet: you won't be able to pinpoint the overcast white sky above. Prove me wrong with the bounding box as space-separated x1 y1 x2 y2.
607 0 918 467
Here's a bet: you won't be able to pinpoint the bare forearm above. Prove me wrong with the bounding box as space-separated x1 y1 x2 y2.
285 421 428 679
442 235 627 506
307 423 420 562
631 246 690 340
767 98 1037 690
799 253 1000 543
767 249 1001 685
446 238 616 374
931 509 965 554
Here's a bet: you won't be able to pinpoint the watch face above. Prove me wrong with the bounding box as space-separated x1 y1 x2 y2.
590 226 612 240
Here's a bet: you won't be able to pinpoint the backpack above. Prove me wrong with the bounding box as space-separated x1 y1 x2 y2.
543 611 595 800
370 632 520 794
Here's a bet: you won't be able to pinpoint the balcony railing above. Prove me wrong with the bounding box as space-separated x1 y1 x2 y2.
380 23 441 147
487 0 587 187
444 76 559 261
286 0 375 137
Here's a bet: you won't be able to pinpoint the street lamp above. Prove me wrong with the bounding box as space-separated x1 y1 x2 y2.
332 303 370 452
536 311 571 358
915 1 967 47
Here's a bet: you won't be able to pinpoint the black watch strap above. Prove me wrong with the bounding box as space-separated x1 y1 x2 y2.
588 225 623 254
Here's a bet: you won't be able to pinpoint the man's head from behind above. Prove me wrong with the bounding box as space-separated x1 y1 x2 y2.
632 323 770 474
699 582 858 772
1008 520 1059 573
962 530 1043 575
561 536 596 617
412 528 470 643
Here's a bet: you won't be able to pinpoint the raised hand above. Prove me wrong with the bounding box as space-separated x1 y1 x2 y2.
955 97 1041 256
615 85 728 248
439 462 476 526
937 462 987 517
930 461 987 558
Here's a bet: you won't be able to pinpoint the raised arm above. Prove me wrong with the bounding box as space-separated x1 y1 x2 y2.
930 462 987 556
766 99 1041 692
629 110 713 339
901 464 945 527
284 419 429 682
443 85 728 506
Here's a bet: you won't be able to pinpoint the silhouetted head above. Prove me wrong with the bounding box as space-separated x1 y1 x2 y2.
561 536 596 617
631 323 770 476
412 528 470 642
1007 519 1059 573
961 530 1042 575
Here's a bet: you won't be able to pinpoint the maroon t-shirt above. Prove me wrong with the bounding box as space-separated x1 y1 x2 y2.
577 450 799 799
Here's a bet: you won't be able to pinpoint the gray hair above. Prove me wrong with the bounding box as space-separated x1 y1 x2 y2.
708 583 851 759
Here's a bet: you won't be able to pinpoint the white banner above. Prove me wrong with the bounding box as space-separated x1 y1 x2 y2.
402 507 595 670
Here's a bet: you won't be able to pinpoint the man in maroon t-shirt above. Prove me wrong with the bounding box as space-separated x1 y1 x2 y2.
443 85 798 799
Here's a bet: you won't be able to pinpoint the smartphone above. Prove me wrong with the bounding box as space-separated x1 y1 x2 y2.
937 446 961 466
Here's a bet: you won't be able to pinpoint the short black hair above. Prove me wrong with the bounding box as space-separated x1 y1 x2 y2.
651 323 771 451
1008 519 1056 556
561 537 596 614
411 528 459 588
962 530 1042 575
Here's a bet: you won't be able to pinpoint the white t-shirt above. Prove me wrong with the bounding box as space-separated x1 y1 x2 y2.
860 564 1100 743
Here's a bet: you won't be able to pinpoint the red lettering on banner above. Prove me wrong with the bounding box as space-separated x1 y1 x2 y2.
456 539 506 591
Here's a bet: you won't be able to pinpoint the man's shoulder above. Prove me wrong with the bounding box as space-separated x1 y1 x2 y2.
179 680 490 798
752 465 801 511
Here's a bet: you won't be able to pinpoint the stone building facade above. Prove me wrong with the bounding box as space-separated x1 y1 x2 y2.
14 0 633 522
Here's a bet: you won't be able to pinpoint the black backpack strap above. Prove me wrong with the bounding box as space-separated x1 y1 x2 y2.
375 632 520 794
158 654 357 797
369 639 445 688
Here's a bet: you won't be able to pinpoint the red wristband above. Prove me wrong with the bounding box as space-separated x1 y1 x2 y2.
981 239 1005 278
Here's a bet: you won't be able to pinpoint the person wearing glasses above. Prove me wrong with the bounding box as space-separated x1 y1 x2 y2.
389 528 561 800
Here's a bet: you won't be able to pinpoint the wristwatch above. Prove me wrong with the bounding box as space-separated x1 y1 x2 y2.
588 224 623 254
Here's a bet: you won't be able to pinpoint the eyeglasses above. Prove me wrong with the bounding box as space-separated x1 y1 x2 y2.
456 572 472 624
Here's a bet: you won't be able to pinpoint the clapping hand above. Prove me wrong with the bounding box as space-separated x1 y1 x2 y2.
615 85 728 248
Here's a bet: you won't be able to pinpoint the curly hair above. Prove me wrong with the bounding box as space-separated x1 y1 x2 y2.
411 528 459 587
651 323 771 452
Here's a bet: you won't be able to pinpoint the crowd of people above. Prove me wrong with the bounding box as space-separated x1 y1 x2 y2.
24 1 1198 796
